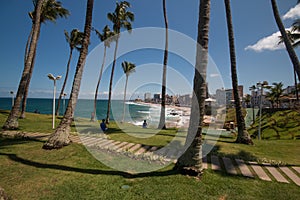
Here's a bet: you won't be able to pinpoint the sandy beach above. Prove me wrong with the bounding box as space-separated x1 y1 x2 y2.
130 101 191 128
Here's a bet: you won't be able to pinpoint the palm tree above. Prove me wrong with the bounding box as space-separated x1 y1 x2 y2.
55 29 84 116
224 0 252 145
266 91 276 109
106 1 134 123
175 0 211 177
158 0 169 130
121 61 136 122
278 18 300 101
270 82 284 108
91 26 115 121
43 0 94 149
271 0 300 80
3 0 45 129
21 0 69 119
249 85 256 124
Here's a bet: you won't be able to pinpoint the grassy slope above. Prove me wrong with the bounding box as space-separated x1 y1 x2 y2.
0 138 299 200
248 110 300 139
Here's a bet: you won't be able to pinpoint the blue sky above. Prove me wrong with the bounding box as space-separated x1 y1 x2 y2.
0 0 299 99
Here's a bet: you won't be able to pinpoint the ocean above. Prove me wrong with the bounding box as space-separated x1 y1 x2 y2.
0 98 151 124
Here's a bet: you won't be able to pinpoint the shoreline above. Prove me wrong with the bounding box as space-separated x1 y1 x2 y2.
132 101 191 114
129 101 191 128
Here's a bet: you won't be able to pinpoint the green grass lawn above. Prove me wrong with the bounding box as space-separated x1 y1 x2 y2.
0 110 299 199
0 137 299 200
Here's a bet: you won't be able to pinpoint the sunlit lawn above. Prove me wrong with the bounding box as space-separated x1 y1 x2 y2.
0 137 299 200
0 111 300 199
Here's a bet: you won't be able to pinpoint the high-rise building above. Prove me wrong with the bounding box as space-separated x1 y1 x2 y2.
144 92 151 102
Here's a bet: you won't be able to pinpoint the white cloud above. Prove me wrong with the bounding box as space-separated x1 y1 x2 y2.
245 31 285 52
245 3 300 52
244 27 295 52
283 4 300 20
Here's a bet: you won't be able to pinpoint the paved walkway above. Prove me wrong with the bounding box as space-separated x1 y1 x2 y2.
1 131 300 186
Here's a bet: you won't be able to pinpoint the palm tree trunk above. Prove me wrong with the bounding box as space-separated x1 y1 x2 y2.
24 25 34 66
271 0 300 80
175 0 211 177
252 100 255 124
92 46 107 121
56 47 73 116
20 50 36 119
106 37 119 124
122 75 129 122
158 0 168 130
224 0 253 145
43 0 94 149
3 0 44 130
20 27 41 119
294 69 299 101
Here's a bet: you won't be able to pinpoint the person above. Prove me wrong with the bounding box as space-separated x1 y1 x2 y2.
100 119 108 132
142 120 147 128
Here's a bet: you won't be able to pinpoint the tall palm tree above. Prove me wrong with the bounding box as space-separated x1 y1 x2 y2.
158 0 169 130
270 82 284 108
21 0 69 119
266 91 276 109
3 0 45 130
249 85 256 124
106 1 134 123
224 0 252 145
55 29 84 116
175 0 211 177
278 18 300 101
271 0 300 80
121 61 136 122
43 0 94 149
91 26 115 121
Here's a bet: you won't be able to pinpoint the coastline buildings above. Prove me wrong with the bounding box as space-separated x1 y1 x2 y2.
142 83 298 109
215 86 243 106
143 93 191 106
144 93 152 103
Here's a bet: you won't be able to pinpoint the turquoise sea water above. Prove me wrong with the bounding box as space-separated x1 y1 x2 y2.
0 98 150 122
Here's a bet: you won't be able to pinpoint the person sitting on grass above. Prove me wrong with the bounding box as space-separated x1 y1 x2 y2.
142 120 148 128
100 119 108 132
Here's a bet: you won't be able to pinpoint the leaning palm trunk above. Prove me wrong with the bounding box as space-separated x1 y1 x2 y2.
21 28 41 119
271 0 300 80
43 0 94 149
3 0 44 130
106 37 119 124
56 47 73 116
20 51 36 119
224 0 252 144
175 0 210 177
158 0 168 130
92 46 107 121
24 24 34 66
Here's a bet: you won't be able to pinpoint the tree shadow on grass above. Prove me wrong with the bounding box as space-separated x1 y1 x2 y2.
0 152 179 179
0 137 44 150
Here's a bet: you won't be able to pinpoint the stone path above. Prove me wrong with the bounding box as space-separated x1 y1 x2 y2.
1 131 300 186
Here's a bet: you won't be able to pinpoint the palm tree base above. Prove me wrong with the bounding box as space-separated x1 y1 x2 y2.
174 164 204 178
3 118 19 130
42 129 71 150
235 131 253 145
